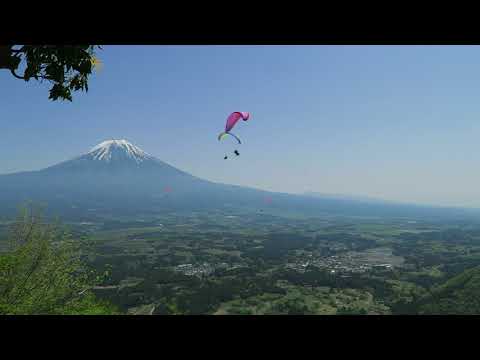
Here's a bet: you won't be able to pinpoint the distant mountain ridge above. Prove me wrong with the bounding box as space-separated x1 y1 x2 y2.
304 192 394 204
0 139 479 220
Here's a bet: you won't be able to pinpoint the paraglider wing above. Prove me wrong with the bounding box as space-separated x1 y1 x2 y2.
225 112 250 132
218 112 249 146
218 131 242 144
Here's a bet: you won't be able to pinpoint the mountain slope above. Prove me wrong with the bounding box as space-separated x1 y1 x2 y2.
304 192 394 205
0 139 479 220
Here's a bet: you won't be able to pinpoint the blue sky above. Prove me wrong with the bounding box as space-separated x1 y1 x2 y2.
2 45 480 208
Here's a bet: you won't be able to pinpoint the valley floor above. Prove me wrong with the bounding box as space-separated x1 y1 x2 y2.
5 211 480 315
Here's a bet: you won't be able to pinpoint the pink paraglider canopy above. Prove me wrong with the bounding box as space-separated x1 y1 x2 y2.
225 112 250 133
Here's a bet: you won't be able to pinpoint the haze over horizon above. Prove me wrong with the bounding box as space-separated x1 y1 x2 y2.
2 45 480 208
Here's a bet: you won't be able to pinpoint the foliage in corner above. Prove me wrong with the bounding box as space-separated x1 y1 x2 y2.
0 204 119 315
0 45 102 101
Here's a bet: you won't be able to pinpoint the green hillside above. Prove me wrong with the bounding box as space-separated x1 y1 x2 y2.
418 265 480 314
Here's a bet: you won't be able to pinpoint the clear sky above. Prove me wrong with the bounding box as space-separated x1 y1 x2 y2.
2 45 480 208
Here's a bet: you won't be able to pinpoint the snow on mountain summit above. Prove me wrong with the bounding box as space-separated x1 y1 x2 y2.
86 139 151 163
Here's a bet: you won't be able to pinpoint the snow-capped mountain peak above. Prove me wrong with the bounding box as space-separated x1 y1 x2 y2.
86 139 151 163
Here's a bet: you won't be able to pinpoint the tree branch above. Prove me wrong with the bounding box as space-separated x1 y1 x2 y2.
10 68 25 80
8 249 45 306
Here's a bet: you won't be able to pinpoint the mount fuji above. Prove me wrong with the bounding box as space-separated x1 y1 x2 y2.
0 139 476 220
0 140 272 218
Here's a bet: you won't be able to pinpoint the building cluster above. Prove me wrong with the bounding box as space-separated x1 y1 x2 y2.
286 252 393 274
174 262 247 277
175 263 215 277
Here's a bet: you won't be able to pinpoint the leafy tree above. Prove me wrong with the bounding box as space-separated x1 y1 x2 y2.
285 299 310 315
0 205 119 315
337 306 367 315
0 45 101 101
